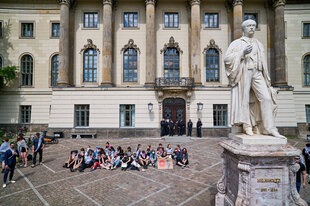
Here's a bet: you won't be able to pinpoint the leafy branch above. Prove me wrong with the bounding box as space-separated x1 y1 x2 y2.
0 66 18 88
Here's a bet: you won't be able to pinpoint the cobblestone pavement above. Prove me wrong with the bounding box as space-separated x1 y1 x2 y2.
0 137 309 206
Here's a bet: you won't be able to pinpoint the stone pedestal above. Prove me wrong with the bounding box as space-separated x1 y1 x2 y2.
215 134 307 206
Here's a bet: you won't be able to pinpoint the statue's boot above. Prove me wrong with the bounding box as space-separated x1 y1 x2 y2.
243 124 253 136
269 129 286 139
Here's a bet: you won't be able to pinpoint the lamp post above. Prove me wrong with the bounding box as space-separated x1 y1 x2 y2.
197 102 203 111
148 102 153 112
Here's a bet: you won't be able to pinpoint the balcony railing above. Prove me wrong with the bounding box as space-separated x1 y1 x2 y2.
155 77 194 88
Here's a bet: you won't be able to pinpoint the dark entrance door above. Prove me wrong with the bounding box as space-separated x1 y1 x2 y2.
163 98 186 134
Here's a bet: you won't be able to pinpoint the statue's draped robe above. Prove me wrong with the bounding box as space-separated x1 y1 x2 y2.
224 37 276 129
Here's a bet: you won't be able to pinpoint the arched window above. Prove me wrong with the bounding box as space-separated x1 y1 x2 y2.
21 55 33 86
83 49 97 82
206 48 219 82
123 48 137 82
51 54 59 86
164 48 179 79
304 54 310 86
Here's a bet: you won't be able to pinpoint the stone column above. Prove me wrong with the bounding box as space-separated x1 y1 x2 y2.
101 0 113 87
145 0 156 87
233 0 243 40
58 0 70 86
190 0 202 86
274 0 287 86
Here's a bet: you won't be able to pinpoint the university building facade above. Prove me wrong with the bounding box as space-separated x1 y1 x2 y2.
0 0 309 138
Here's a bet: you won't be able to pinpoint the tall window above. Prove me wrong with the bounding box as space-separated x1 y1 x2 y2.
164 13 179 28
205 13 219 28
51 54 59 86
21 23 34 37
51 23 60 37
20 106 31 124
120 105 135 127
83 12 98 28
244 13 258 27
304 54 310 86
83 49 97 82
124 12 138 28
213 104 227 126
206 48 219 82
21 55 33 86
304 23 310 38
306 105 310 123
164 48 179 79
75 105 89 127
123 48 137 82
0 55 2 68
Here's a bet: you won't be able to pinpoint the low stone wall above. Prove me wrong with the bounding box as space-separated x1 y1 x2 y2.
297 123 310 139
0 124 48 135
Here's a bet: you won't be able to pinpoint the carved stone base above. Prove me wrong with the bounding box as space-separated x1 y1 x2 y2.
215 136 307 206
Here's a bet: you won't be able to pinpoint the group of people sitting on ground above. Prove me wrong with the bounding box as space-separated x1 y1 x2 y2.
63 142 189 172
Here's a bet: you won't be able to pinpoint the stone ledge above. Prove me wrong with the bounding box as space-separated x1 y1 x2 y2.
229 133 287 145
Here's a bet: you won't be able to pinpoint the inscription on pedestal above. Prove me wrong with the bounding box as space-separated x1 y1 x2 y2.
251 168 284 205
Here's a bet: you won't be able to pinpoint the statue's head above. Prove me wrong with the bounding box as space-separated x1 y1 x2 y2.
242 19 256 37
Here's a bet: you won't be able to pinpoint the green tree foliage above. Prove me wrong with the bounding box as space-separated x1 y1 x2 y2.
0 66 17 88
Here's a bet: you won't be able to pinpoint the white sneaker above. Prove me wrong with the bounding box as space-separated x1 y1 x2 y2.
39 162 43 165
19 164 23 167
24 164 27 168
9 180 16 184
3 184 6 188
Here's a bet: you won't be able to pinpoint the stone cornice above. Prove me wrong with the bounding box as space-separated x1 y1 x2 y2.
145 0 156 6
80 39 100 54
232 0 243 6
160 37 183 54
189 0 200 6
273 0 286 8
121 39 141 54
203 39 222 54
59 0 70 6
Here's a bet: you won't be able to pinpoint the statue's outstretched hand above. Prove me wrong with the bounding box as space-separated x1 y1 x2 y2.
243 44 253 55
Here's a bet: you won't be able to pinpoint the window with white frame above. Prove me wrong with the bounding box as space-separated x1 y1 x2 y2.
51 22 60 37
75 105 89 127
205 13 219 28
83 12 98 28
120 105 135 127
213 104 227 126
21 54 33 86
164 12 179 28
51 54 59 86
20 105 31 124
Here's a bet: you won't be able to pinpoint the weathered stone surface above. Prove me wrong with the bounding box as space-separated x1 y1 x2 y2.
215 139 307 206
229 133 287 145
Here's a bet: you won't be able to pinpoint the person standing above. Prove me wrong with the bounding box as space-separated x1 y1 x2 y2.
178 120 185 136
187 119 193 136
196 118 202 138
3 143 18 188
169 120 175 136
17 135 28 167
302 143 310 177
31 132 46 168
295 155 307 193
0 138 10 173
160 118 166 137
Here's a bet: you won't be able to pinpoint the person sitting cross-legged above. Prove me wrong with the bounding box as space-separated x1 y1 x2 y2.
130 153 141 171
139 151 149 171
111 153 121 170
149 149 157 167
72 154 84 172
177 148 189 169
121 154 131 171
63 150 78 169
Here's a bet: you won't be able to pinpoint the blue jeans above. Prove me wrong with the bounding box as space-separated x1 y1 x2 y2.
4 164 15 184
296 182 301 193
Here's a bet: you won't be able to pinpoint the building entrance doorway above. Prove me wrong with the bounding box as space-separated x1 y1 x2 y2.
163 98 186 134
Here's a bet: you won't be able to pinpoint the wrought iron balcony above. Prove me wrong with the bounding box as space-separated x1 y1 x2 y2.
155 77 194 88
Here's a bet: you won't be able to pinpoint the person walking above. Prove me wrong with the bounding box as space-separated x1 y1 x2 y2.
3 143 18 188
0 138 10 173
302 143 310 177
31 132 46 168
196 118 202 138
187 119 193 136
295 155 307 193
160 118 166 137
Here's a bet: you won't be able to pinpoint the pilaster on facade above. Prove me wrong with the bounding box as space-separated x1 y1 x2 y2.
189 0 200 6
232 0 243 40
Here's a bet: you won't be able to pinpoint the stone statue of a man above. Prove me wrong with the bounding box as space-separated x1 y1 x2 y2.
224 19 284 138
